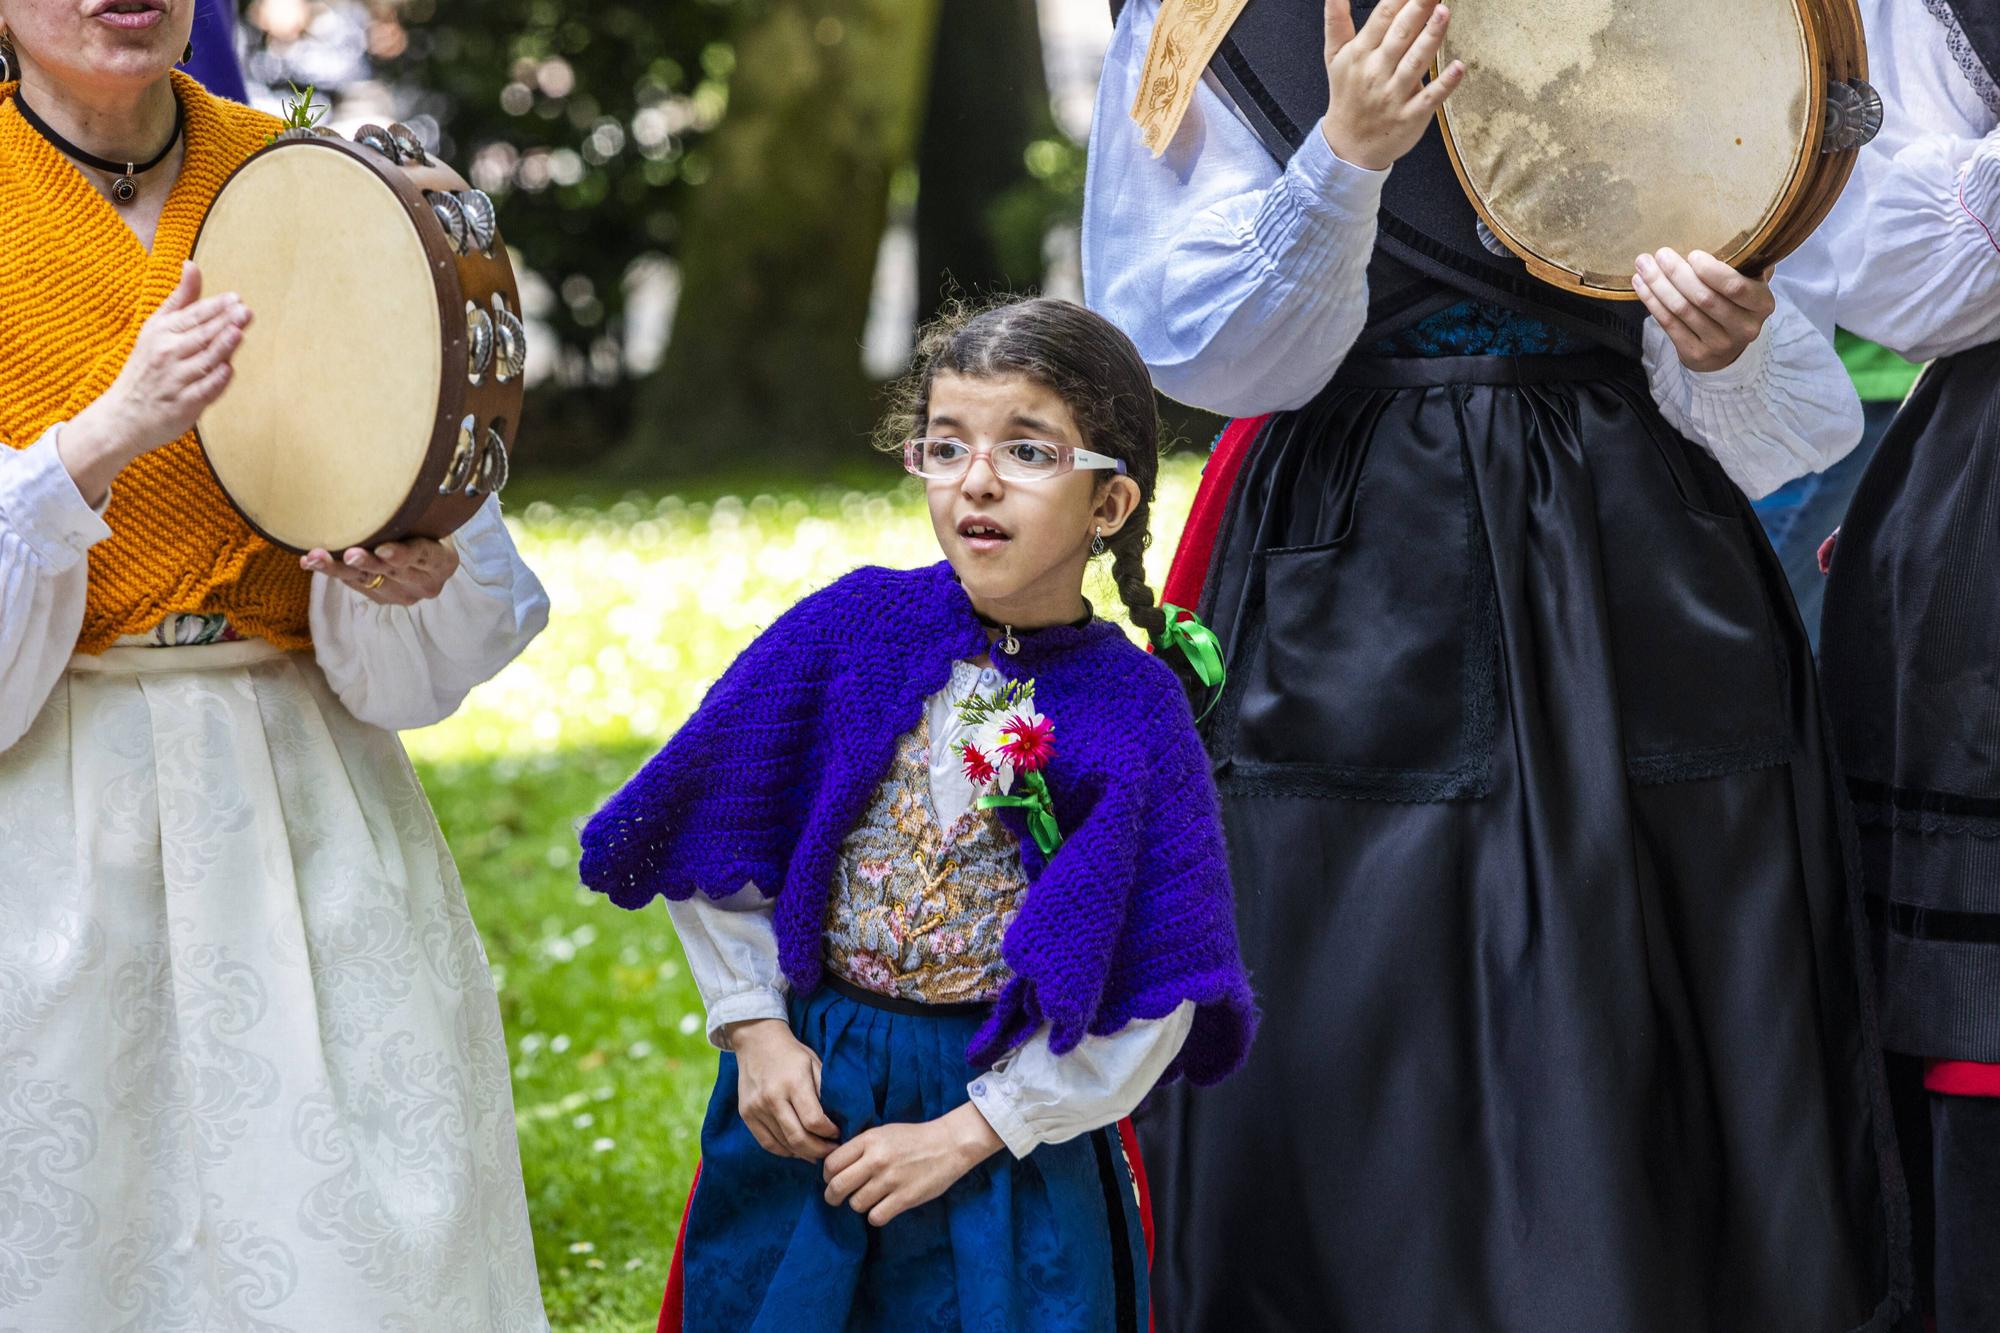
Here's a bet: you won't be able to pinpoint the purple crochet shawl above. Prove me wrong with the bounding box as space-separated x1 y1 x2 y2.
579 561 1256 1084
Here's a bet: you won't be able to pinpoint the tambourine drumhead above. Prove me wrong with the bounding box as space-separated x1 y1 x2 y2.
1439 0 1816 298
194 148 444 553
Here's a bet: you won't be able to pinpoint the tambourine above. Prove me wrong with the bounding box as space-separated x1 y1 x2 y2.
192 121 524 552
1435 0 1880 300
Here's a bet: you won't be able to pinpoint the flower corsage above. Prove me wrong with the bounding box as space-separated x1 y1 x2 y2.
954 680 1063 855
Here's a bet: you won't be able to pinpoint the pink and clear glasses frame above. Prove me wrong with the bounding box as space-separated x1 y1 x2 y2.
903 438 1130 483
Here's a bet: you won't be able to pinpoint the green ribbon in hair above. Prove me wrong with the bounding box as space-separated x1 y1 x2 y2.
1154 604 1226 721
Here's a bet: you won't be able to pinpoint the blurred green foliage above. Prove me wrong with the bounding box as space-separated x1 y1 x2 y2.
386 0 749 385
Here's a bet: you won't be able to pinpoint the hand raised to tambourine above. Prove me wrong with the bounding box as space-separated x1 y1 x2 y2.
1631 249 1779 373
301 539 459 607
1321 0 1467 172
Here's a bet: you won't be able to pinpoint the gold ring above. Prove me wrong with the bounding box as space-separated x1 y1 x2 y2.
365 573 387 590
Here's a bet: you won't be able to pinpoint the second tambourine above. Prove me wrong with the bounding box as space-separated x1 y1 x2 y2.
192 121 524 553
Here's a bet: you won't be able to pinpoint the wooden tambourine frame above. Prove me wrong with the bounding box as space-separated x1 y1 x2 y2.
192 131 524 552
1434 0 1870 301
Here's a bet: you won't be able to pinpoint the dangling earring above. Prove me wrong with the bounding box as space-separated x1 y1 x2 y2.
1090 525 1107 558
182 38 194 65
1 32 17 85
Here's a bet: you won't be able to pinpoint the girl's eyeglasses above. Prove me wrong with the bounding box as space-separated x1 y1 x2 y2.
903 438 1129 483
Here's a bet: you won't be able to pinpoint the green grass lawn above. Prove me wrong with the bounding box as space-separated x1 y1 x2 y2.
407 457 1205 1330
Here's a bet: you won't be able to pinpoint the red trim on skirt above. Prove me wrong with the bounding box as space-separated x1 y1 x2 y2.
1161 416 1269 615
1925 1059 2000 1098
657 1162 699 1333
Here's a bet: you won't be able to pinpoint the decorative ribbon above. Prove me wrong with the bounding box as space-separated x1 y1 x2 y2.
1131 0 1254 157
979 770 1064 857
1155 604 1226 721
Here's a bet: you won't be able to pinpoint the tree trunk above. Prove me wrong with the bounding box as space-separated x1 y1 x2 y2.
615 0 942 477
914 0 1052 314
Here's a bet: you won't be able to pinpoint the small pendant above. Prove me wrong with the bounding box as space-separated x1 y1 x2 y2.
111 175 137 204
999 626 1020 655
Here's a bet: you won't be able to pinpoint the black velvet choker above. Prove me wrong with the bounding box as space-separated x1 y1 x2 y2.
13 89 184 205
971 599 1094 634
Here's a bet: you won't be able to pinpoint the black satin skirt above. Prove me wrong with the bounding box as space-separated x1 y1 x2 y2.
1142 352 1911 1332
1822 342 2000 1064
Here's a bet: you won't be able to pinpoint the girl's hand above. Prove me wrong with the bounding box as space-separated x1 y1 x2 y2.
61 262 251 503
1321 0 1465 171
728 1019 840 1161
1632 249 1778 373
821 1103 1003 1227
302 538 461 606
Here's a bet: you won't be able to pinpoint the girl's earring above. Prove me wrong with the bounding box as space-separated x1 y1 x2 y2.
1090 525 1107 558
1 33 15 85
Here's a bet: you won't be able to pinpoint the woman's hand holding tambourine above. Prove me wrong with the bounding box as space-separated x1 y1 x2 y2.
302 538 461 607
1632 249 1778 373
1322 0 1467 172
61 261 251 505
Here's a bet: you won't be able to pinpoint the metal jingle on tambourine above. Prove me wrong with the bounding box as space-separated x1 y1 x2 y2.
439 417 481 495
430 190 468 253
456 189 498 255
353 124 401 162
493 308 526 383
387 122 428 165
1822 78 1884 154
475 427 511 495
466 304 495 381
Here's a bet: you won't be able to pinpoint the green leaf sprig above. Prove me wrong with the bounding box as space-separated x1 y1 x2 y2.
267 82 328 143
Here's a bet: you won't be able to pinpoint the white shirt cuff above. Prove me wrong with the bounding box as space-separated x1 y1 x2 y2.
1291 119 1390 220
1 428 113 572
1680 310 1776 394
967 1073 1042 1160
708 988 791 1048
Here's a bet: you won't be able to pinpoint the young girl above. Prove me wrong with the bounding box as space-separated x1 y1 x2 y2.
580 297 1254 1331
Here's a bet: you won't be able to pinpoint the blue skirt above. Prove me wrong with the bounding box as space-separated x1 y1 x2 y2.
681 983 1148 1332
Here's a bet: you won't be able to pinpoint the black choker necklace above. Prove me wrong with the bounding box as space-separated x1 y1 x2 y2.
13 91 184 205
973 600 1093 656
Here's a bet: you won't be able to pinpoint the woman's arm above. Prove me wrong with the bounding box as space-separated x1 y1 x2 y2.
1640 234 1865 500
308 497 549 731
1823 0 2000 361
1081 0 1391 417
0 428 112 752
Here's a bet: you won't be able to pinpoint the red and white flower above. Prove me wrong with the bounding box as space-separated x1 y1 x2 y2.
960 742 998 786
997 712 1055 774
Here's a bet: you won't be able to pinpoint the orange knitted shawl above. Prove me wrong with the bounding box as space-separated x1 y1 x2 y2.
0 71 312 654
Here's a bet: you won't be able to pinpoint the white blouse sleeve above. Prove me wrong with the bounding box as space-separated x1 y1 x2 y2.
0 427 113 754
1641 231 1864 501
1081 0 1386 417
967 1003 1195 1159
1813 0 2000 363
309 496 550 732
663 883 791 1048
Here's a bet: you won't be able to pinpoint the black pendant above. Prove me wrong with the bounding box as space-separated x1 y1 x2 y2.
112 176 136 204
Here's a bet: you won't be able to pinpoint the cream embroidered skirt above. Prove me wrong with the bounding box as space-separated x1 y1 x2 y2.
0 640 546 1331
